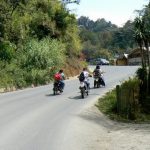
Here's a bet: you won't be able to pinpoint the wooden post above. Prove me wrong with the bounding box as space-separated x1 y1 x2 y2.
116 85 120 113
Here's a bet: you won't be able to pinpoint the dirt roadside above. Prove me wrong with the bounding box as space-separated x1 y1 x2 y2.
66 105 150 150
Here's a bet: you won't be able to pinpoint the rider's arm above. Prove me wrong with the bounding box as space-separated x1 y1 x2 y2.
62 73 65 80
88 72 92 77
99 69 103 74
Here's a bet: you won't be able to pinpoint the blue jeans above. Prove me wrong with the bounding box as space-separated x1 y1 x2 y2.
84 81 90 90
59 80 65 90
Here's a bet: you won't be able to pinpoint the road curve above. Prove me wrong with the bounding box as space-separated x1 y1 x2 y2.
0 66 139 150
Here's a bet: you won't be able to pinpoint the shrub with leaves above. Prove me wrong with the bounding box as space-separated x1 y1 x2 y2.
0 42 15 62
21 38 66 70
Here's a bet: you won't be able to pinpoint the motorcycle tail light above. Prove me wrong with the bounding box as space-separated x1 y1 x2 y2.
95 78 99 81
80 82 85 87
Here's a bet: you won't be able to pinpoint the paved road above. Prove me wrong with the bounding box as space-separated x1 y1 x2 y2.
0 66 139 150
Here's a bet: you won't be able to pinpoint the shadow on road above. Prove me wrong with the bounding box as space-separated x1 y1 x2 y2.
45 93 56 97
68 95 84 100
89 87 96 90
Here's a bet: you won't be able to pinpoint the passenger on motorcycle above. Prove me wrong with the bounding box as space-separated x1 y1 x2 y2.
93 65 102 77
93 65 105 87
54 69 65 92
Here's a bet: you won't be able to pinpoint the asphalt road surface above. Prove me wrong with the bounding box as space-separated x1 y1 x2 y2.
0 66 139 150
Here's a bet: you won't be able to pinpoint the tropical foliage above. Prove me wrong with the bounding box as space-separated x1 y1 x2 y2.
133 2 150 113
0 0 81 89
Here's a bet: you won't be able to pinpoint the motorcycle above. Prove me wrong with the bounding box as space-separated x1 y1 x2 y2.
53 81 63 95
94 77 100 88
99 76 105 86
79 81 89 98
94 76 105 88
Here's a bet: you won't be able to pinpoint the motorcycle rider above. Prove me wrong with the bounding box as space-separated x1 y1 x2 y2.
79 67 91 91
54 69 65 92
59 69 65 91
93 65 105 86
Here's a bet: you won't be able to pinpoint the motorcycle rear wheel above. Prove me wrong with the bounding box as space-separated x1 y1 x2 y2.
86 91 88 95
53 89 56 95
81 89 85 98
53 87 57 95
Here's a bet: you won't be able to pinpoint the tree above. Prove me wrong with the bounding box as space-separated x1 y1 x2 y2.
62 0 80 4
134 2 150 111
78 16 136 60
134 17 146 67
0 0 82 88
142 3 150 94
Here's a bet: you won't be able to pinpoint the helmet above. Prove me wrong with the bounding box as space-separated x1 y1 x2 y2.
83 67 87 71
96 65 100 69
59 69 63 73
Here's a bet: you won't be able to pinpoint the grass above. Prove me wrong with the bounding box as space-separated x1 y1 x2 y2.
96 89 119 121
96 89 150 123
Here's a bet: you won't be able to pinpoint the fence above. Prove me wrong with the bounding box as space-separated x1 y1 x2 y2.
116 83 139 119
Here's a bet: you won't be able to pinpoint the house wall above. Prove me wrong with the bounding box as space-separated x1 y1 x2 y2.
128 57 141 65
116 59 127 66
128 47 150 65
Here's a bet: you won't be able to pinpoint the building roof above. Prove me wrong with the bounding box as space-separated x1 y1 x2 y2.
128 47 150 58
117 53 128 59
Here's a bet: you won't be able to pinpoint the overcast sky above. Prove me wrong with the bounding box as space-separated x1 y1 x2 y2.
67 0 148 27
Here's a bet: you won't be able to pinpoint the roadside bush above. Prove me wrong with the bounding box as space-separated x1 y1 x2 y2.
25 69 49 86
12 68 27 88
136 67 149 113
97 87 150 122
0 42 15 62
120 77 140 90
0 38 67 90
0 73 13 89
0 62 27 89
136 67 147 81
21 38 66 70
97 78 140 121
117 78 140 120
96 89 117 117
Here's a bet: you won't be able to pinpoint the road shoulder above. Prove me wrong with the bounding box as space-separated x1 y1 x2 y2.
66 105 150 150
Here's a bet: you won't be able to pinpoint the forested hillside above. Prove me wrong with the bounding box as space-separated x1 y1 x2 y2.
78 16 137 60
0 0 149 91
0 0 82 90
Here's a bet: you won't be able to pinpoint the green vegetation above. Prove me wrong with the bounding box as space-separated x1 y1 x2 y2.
0 0 150 99
78 2 150 64
97 86 150 123
96 89 117 118
0 0 81 90
78 17 136 61
133 2 150 113
116 78 140 120
92 1 150 120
